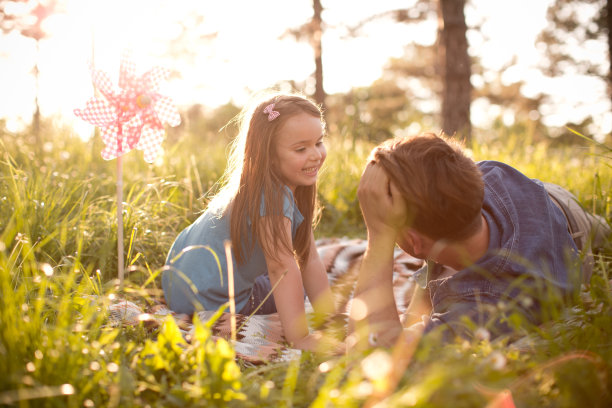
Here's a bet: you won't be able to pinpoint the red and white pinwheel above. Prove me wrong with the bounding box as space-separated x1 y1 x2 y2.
74 51 181 162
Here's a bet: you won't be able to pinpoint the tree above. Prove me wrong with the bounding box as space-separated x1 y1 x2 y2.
341 0 473 141
284 0 327 107
0 0 28 32
383 43 441 126
537 0 611 140
538 0 610 104
438 0 471 141
1 0 58 140
325 79 420 146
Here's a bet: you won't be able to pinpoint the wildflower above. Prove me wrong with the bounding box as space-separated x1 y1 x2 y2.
489 351 507 370
474 327 490 342
41 263 53 277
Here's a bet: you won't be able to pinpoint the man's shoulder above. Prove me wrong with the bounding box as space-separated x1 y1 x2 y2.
478 161 538 191
477 160 518 175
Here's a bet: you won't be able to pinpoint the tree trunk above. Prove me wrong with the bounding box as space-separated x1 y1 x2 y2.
438 0 471 142
607 0 611 106
312 0 326 108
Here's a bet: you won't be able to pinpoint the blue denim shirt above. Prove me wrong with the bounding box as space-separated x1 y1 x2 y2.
424 161 580 339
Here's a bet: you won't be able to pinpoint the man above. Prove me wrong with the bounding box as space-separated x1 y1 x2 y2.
350 133 610 346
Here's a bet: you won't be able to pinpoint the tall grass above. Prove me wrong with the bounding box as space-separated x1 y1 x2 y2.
1 122 611 407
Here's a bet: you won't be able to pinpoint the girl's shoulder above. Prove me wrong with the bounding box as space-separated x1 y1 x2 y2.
260 186 303 223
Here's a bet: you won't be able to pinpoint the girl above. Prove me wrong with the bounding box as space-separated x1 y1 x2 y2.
162 92 335 350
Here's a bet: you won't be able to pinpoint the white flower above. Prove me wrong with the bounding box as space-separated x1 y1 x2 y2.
474 327 490 342
489 351 507 370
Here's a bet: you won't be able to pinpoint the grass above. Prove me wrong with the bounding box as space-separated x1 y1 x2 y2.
1 121 611 407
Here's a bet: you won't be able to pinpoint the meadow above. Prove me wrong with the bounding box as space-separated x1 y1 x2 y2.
0 120 611 407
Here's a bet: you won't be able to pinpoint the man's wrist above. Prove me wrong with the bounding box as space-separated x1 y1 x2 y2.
366 226 397 246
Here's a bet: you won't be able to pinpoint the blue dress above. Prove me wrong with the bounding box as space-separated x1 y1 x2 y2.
162 186 304 314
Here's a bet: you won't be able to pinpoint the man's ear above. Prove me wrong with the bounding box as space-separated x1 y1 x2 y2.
407 230 431 259
406 230 422 255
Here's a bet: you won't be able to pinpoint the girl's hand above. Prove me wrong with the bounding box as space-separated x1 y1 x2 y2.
303 229 335 325
291 331 345 355
357 162 408 239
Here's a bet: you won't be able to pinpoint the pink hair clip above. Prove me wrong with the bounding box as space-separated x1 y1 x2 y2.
263 103 280 121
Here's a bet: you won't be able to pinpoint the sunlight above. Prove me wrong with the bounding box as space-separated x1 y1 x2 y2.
0 0 610 138
361 349 393 381
1 0 435 128
350 298 369 321
61 0 177 80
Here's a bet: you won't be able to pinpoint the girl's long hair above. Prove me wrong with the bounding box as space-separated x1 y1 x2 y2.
208 92 324 269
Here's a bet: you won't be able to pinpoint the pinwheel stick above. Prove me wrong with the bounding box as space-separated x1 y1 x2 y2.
116 124 125 289
117 158 125 288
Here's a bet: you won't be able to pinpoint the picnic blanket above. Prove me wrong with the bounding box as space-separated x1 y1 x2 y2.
108 238 425 364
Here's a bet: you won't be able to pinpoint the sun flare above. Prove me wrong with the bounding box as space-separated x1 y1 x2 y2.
0 0 610 139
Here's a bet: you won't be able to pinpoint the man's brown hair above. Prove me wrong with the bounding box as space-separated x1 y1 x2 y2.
372 132 484 241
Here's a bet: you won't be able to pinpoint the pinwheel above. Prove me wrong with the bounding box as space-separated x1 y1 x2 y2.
74 50 181 288
74 50 181 163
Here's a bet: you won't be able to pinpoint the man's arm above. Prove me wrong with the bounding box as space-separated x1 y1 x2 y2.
349 162 408 348
402 284 432 329
350 234 403 348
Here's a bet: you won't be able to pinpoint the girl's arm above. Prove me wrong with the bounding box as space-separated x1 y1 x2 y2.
260 216 319 350
301 229 335 320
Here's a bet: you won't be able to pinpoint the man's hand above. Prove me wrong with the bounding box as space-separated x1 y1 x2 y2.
357 161 408 239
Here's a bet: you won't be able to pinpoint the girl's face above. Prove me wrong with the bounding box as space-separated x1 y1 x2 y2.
274 112 326 192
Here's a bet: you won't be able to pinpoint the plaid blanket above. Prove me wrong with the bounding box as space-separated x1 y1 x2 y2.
108 238 424 364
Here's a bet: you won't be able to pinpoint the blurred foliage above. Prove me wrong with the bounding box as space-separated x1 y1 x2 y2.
537 0 609 80
325 79 424 145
